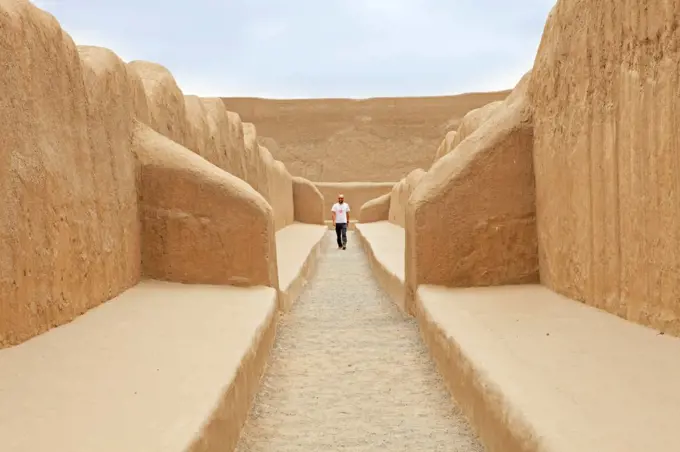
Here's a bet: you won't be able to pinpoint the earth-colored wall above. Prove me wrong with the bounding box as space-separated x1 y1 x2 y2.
223 93 510 182
128 61 191 149
359 194 391 223
388 169 427 228
315 182 395 219
433 131 457 164
134 122 278 287
406 72 538 315
128 63 294 232
530 0 680 335
0 0 291 347
293 177 325 225
0 5 142 347
447 101 504 154
269 160 295 230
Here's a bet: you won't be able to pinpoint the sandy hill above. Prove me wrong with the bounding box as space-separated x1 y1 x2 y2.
222 91 510 182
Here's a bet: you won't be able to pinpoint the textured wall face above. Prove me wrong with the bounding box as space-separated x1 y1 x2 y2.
406 73 537 315
0 3 141 347
293 177 325 225
447 101 504 154
0 2 291 347
433 131 457 164
388 169 426 228
530 0 680 335
128 61 191 149
359 194 391 223
269 160 295 230
133 123 278 288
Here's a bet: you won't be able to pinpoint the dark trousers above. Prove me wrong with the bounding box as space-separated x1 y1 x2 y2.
335 223 348 247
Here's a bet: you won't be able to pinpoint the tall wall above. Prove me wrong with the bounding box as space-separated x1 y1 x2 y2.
0 4 141 347
133 122 278 288
530 0 680 335
406 73 538 315
223 93 510 182
0 0 294 347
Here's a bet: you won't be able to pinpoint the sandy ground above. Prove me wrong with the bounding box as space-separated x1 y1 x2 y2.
235 231 483 451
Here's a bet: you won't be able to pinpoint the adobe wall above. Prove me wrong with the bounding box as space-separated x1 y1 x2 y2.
530 0 680 335
447 101 504 154
359 194 391 223
133 123 278 288
433 131 457 164
293 177 325 225
406 72 538 315
315 182 395 220
388 169 427 228
128 61 191 149
0 0 290 347
0 3 142 347
269 160 295 230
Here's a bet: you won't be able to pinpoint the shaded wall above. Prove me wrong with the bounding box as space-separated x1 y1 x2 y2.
0 0 295 347
293 177 325 224
0 5 141 347
406 73 538 315
359 194 391 223
133 123 277 288
388 169 426 228
530 0 680 335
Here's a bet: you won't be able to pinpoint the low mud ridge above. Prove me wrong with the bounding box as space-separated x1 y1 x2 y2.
236 231 483 452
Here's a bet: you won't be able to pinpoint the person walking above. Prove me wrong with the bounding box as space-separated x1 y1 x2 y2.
331 194 350 250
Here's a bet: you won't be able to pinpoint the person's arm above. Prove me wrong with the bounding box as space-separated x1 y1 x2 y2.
346 205 350 223
331 207 336 225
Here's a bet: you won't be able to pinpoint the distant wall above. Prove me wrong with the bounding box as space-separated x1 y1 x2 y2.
530 0 680 335
406 73 537 315
0 5 141 347
223 93 510 182
315 182 395 219
269 160 295 230
128 61 191 149
293 178 325 224
388 169 426 228
433 131 457 164
359 194 391 223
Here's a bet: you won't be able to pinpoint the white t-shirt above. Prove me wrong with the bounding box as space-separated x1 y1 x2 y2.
331 202 351 224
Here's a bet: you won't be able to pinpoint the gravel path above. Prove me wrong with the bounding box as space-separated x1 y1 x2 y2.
235 231 484 452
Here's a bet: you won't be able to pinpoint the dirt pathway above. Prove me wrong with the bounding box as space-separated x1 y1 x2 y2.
235 231 483 451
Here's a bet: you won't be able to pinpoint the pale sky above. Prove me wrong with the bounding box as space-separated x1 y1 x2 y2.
32 0 555 99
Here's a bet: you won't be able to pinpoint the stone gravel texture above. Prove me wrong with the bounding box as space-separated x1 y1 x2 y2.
236 231 484 451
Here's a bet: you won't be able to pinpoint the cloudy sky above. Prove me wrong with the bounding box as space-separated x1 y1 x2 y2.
32 0 555 99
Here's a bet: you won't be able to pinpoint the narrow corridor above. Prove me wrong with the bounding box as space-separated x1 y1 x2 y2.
235 231 483 451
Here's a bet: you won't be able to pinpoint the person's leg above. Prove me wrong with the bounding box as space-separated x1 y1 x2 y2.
335 224 343 248
341 223 348 248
